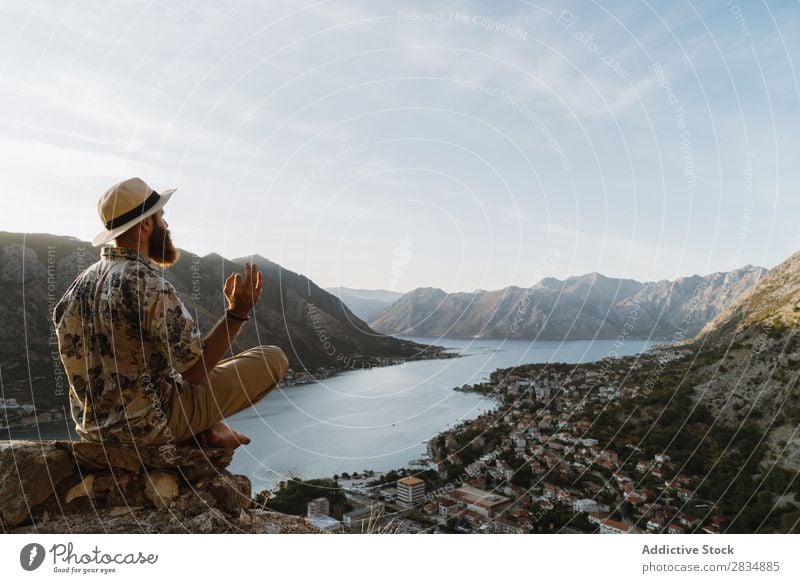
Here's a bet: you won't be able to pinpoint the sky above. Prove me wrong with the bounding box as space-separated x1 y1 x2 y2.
0 0 798 294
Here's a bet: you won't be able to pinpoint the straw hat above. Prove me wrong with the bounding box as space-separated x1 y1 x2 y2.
92 177 176 246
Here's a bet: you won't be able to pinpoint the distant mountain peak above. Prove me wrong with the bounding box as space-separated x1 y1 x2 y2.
407 286 448 296
232 253 273 267
369 265 768 341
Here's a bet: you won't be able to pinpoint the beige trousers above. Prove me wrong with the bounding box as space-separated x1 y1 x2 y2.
163 345 290 444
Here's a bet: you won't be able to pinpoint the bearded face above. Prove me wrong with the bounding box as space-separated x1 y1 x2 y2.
148 218 180 267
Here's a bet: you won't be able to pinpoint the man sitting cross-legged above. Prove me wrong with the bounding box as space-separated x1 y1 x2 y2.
54 177 289 450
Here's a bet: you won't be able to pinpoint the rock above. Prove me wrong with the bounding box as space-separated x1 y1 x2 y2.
186 508 229 533
175 489 216 515
1 439 328 534
64 474 96 504
231 474 252 504
208 473 252 516
108 506 142 517
60 440 234 480
144 472 179 509
252 509 328 534
0 441 74 527
92 473 132 506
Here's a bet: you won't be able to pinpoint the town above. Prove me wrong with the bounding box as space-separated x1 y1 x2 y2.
292 347 727 534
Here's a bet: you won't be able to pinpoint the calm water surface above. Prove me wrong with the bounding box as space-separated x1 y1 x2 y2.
227 336 654 493
8 337 655 493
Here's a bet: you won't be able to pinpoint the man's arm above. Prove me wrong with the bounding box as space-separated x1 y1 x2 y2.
181 262 264 385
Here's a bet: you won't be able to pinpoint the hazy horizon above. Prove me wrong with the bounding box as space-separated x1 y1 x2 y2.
1 228 774 295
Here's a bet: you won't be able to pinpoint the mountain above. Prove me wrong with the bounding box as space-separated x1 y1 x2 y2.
597 247 800 516
323 287 404 321
602 247 800 524
490 250 800 531
368 267 767 340
698 250 800 339
680 250 800 443
0 232 445 408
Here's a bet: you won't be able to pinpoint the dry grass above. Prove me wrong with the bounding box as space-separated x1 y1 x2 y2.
356 502 402 534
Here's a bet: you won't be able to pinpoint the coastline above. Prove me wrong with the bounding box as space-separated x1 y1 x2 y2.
1 343 463 434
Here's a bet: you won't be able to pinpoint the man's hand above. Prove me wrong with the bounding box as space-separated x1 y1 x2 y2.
224 262 263 317
181 263 264 386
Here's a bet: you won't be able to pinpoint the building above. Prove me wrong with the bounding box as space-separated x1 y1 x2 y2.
307 513 340 532
588 512 610 526
493 517 526 534
438 498 458 517
534 386 551 400
307 497 330 517
598 518 632 534
542 483 558 500
379 487 398 502
343 502 385 531
572 498 608 514
450 486 512 520
396 476 426 507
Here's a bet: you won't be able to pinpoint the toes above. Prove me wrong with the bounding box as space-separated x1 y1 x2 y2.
203 425 250 449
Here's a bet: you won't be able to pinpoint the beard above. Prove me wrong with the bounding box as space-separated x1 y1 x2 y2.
148 221 180 267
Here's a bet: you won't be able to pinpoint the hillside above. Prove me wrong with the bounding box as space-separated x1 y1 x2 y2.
676 249 800 464
573 246 800 530
466 243 800 531
0 232 446 409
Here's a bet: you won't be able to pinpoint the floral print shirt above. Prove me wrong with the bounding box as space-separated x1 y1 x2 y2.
53 246 204 445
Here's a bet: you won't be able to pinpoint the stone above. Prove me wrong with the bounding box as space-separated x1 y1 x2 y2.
108 506 142 517
93 473 124 492
175 489 216 515
207 474 251 516
0 441 74 527
186 508 229 533
1 440 329 534
64 474 96 504
144 472 179 509
59 440 234 480
231 474 252 507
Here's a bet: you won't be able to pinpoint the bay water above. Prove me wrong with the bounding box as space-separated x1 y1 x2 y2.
6 337 655 494
226 336 654 493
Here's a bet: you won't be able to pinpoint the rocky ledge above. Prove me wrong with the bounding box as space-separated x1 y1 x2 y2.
0 440 327 534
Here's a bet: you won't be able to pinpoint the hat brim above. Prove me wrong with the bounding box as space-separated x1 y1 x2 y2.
92 188 177 247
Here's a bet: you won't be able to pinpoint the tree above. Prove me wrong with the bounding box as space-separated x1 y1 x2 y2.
266 478 347 518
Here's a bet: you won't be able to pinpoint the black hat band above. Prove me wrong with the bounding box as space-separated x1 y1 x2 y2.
104 191 161 230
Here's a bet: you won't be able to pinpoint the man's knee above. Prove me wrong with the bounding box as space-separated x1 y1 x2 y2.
252 345 290 381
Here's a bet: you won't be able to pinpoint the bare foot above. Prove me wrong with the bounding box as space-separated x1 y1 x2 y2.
202 421 251 449
177 432 208 448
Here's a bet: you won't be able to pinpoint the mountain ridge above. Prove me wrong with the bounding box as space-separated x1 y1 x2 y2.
368 266 768 340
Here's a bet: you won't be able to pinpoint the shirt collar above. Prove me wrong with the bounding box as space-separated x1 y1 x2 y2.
101 246 160 271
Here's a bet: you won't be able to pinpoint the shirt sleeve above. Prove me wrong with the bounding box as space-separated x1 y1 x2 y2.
149 282 204 373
